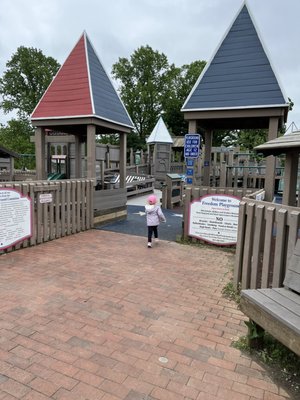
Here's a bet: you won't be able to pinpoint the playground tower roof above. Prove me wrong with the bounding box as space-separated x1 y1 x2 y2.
182 2 288 114
31 32 133 130
146 116 173 144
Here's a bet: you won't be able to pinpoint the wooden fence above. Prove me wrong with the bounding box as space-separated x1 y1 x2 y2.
0 179 94 253
234 195 300 290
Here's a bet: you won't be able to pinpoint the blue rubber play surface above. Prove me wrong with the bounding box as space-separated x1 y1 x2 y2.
95 205 183 242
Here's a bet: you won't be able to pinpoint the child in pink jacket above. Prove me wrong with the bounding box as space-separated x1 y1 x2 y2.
145 194 166 248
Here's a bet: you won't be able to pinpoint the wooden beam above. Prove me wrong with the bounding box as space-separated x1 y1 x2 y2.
119 133 127 188
282 152 299 206
203 129 213 186
86 125 96 180
35 127 46 180
264 117 279 202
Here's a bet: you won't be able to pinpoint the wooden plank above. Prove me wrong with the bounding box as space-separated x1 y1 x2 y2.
21 183 29 248
29 183 36 246
241 289 300 334
241 202 255 289
273 287 300 306
240 290 300 356
81 180 86 230
76 180 81 232
286 211 300 265
234 201 246 289
272 208 288 287
49 182 55 240
251 205 265 288
61 181 66 237
265 288 300 315
71 181 76 234
261 207 275 288
66 181 71 235
55 182 61 238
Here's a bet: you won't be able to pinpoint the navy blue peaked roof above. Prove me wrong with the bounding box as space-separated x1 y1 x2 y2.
86 36 134 128
182 4 288 111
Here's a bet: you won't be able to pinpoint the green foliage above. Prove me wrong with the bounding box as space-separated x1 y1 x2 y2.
112 45 171 141
222 280 241 304
0 119 35 169
112 45 206 141
163 60 206 136
0 46 60 118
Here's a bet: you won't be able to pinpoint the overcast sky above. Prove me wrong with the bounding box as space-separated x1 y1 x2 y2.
0 0 299 131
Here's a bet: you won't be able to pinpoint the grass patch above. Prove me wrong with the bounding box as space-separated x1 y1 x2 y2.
221 280 241 304
233 333 300 396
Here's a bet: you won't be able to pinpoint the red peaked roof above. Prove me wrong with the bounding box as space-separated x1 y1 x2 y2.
31 32 133 128
32 35 93 119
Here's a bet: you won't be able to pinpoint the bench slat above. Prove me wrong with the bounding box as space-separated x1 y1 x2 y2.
260 288 300 316
242 289 300 334
273 287 300 307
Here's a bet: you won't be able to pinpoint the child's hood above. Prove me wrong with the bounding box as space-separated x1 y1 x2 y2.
145 204 159 213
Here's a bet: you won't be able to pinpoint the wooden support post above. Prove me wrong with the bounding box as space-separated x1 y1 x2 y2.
265 117 279 201
203 129 212 186
74 135 82 178
282 152 299 206
87 125 96 180
119 133 127 188
35 127 46 180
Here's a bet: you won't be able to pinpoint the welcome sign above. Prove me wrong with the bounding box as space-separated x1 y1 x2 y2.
188 194 240 245
0 188 32 250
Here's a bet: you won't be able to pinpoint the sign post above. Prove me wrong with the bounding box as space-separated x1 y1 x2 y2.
184 134 201 185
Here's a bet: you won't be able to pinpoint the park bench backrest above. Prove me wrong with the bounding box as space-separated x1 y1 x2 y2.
283 239 300 294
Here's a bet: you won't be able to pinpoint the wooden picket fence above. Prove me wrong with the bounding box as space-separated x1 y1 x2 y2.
234 195 300 290
0 179 94 253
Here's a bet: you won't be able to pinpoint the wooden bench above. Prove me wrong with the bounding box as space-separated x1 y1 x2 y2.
240 239 300 356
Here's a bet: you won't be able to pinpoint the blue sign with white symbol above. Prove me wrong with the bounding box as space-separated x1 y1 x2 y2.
186 177 193 184
186 168 194 176
186 158 194 167
184 134 201 158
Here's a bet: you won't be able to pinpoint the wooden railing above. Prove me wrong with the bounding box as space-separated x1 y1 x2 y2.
0 179 94 253
234 196 300 290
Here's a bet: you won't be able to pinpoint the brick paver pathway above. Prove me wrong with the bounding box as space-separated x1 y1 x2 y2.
0 230 293 399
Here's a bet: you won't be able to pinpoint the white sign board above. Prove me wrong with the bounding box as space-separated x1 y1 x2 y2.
0 189 32 250
188 194 240 245
39 193 53 203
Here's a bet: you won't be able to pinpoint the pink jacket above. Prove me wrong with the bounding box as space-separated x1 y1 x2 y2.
145 204 166 226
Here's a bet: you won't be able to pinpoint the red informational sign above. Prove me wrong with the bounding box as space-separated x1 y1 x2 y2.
0 188 32 250
188 194 240 246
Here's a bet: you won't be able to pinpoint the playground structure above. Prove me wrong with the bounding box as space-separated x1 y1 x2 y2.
1 2 300 302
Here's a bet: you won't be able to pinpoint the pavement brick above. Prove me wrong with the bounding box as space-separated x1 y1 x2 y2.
0 230 294 399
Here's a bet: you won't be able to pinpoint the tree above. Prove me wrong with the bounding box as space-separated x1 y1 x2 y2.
162 60 206 136
0 46 60 118
112 47 206 143
112 45 174 141
0 119 35 169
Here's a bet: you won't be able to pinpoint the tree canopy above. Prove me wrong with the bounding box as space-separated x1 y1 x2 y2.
0 46 60 118
112 45 206 146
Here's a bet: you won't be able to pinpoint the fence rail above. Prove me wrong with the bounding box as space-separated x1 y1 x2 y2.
0 179 94 253
234 197 300 290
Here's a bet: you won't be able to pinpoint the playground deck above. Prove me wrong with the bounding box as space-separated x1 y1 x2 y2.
0 230 293 399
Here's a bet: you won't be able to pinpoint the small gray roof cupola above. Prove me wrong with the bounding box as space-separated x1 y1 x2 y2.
182 2 289 112
146 116 173 144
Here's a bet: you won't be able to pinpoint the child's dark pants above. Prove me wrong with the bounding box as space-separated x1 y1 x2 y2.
148 225 158 242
